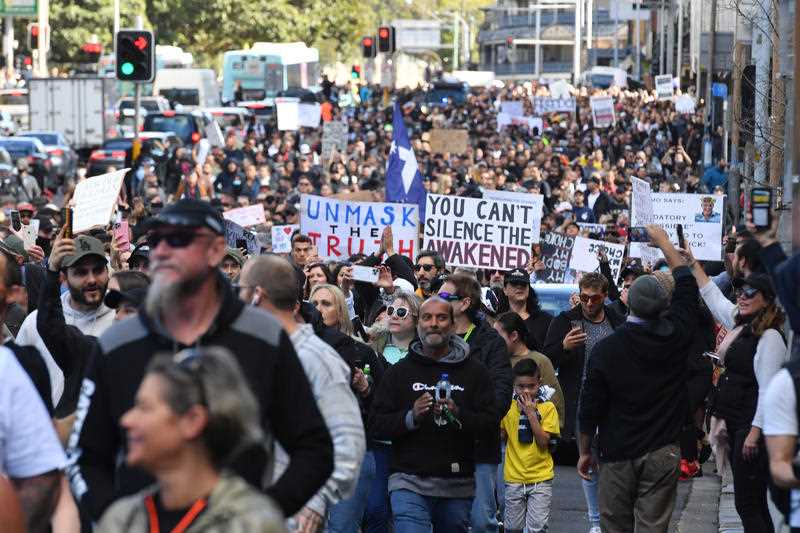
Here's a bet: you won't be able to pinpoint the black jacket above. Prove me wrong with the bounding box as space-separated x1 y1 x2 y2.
369 338 496 479
7 339 53 415
66 275 333 520
578 266 698 462
524 310 553 352
542 303 626 440
466 318 512 464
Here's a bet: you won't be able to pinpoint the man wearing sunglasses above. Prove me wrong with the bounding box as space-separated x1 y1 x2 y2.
68 199 334 524
413 251 445 299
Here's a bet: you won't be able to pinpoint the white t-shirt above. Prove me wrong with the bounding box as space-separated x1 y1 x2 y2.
0 347 66 478
762 368 797 436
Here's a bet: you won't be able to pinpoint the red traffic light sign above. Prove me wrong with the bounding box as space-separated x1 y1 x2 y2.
361 36 376 58
133 36 148 50
377 26 395 53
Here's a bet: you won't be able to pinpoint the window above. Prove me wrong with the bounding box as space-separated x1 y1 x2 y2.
286 64 302 88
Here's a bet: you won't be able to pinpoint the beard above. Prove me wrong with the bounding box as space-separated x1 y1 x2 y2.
69 281 107 309
145 267 212 320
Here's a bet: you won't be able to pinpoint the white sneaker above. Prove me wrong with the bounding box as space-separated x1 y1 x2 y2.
589 526 602 533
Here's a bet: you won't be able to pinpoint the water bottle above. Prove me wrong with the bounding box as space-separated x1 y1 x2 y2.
434 374 451 426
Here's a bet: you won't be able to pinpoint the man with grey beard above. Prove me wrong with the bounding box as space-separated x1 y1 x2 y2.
66 199 334 523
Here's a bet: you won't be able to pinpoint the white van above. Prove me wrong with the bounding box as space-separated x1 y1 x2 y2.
154 68 221 109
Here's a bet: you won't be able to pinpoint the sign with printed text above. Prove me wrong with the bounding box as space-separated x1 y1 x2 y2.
222 204 267 228
428 129 469 155
590 96 616 128
538 231 575 283
630 193 725 261
482 189 544 243
0 0 36 16
577 222 606 235
276 98 321 130
300 194 419 261
500 100 525 117
655 75 674 101
497 114 544 134
532 96 576 115
72 168 128 234
422 194 537 269
270 224 299 254
569 236 626 283
321 121 348 157
224 220 261 255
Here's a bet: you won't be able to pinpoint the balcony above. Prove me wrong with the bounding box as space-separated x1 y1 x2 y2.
492 61 574 75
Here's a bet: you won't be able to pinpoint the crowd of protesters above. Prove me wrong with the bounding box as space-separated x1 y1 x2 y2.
0 73 796 533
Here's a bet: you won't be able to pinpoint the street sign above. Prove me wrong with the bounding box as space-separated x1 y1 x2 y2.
0 0 36 17
712 83 728 99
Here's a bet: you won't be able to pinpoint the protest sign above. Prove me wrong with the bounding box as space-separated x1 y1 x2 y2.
655 75 674 101
532 96 576 115
590 96 615 128
300 194 419 261
224 220 261 255
321 121 348 157
422 194 536 269
500 100 524 117
631 177 654 224
271 224 299 254
675 94 696 114
569 236 626 282
298 103 321 128
496 114 544 134
538 231 575 283
577 222 606 235
205 121 224 147
429 129 469 155
276 97 299 131
483 189 544 242
72 169 128 234
630 193 725 261
222 204 267 228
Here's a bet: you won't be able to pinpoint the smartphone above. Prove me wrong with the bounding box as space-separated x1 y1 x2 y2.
235 238 247 250
61 207 73 239
9 210 20 232
750 187 772 229
351 265 380 283
628 226 650 243
570 320 584 333
112 220 131 252
676 224 686 249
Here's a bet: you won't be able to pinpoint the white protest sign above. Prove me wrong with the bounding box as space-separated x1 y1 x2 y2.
496 112 512 131
630 193 725 261
300 194 419 261
577 222 606 234
423 194 536 269
532 96 576 115
500 100 525 117
569 236 626 282
270 224 299 254
590 96 616 128
72 168 128 234
631 177 654 224
298 103 321 128
222 204 267 228
675 94 696 114
276 98 299 131
483 189 544 243
655 75 674 101
205 120 225 147
548 79 572 98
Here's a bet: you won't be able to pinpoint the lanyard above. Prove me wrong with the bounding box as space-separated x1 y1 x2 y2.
145 495 207 533
463 324 476 342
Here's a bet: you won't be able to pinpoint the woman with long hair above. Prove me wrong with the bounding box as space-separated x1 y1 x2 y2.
97 347 286 532
688 252 787 532
304 262 334 301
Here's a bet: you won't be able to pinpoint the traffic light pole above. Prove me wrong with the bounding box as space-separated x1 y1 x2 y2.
36 0 47 76
133 16 144 146
3 17 13 79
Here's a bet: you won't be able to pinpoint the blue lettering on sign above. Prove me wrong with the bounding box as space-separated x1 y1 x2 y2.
402 206 415 227
307 197 417 227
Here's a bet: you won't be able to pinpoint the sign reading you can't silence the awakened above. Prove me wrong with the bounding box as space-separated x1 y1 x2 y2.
423 194 537 269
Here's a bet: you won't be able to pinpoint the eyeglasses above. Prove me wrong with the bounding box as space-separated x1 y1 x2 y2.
147 231 207 249
414 264 436 272
736 286 760 300
174 349 207 407
386 306 411 319
579 293 605 304
437 291 462 302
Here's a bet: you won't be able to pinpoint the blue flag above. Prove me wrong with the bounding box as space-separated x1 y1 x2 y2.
386 103 427 220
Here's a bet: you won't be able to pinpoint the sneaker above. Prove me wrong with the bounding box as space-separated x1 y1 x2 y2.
589 526 602 533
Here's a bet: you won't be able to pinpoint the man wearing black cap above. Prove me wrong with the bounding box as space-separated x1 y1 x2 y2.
67 199 334 523
578 225 699 533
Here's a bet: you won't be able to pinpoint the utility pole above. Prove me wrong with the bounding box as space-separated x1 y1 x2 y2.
3 17 13 79
452 14 459 70
768 0 783 188
666 0 674 75
659 0 666 74
586 0 593 51
113 0 120 54
730 41 744 219
705 0 717 133
795 0 800 250
36 0 48 77
676 0 683 80
573 0 582 84
613 0 620 67
635 0 641 80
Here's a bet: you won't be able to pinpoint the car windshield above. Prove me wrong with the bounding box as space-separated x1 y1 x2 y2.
144 115 194 141
20 133 59 145
159 88 200 107
0 141 33 158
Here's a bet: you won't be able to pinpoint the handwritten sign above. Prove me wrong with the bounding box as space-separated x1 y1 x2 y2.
72 168 128 234
222 204 267 228
482 189 544 242
423 194 536 269
532 96 576 115
569 236 626 283
577 222 606 235
271 224 299 254
655 75 674 101
224 220 261 255
590 96 616 128
538 232 575 283
429 129 469 155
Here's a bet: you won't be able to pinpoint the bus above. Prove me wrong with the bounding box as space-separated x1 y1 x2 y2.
221 42 319 104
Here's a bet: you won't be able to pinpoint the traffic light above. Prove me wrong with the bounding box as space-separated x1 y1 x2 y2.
351 65 362 79
377 26 395 53
115 29 155 82
506 36 514 49
361 36 376 58
27 23 39 50
80 42 103 63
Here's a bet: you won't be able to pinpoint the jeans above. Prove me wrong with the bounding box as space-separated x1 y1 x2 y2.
390 488 471 533
581 469 600 528
363 444 391 533
470 462 499 532
326 451 376 533
728 425 774 533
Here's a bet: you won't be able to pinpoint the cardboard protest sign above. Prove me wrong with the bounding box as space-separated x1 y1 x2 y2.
429 129 469 155
422 194 537 269
532 96 576 115
500 100 524 117
538 231 575 283
321 121 348 157
483 189 544 243
271 224 299 254
222 204 267 228
577 222 606 235
569 236 626 282
631 177 654 224
300 194 419 261
205 121 225 147
224 219 261 255
590 96 616 128
630 193 725 261
655 75 674 101
72 169 128 234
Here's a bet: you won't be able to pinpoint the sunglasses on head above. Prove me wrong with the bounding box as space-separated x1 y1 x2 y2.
386 306 410 318
414 264 436 272
736 286 760 300
580 293 604 304
437 291 462 302
147 231 204 249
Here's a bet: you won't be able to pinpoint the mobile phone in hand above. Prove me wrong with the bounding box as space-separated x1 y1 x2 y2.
351 265 380 283
9 210 20 232
750 188 772 230
628 226 649 243
113 220 131 252
61 207 73 239
676 224 685 249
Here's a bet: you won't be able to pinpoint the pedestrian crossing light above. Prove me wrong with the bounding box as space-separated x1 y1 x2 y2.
351 65 362 79
115 29 155 82
378 26 395 53
27 23 39 50
361 36 376 58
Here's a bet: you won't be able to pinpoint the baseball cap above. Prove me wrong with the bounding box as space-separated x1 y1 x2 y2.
146 199 225 235
732 273 775 301
35 215 54 233
504 268 531 285
62 235 107 269
104 287 147 310
16 202 34 213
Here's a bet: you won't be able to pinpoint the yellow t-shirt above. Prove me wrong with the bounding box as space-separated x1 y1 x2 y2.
501 400 560 484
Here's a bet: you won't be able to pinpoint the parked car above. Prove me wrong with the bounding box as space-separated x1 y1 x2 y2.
0 136 51 188
116 96 171 116
204 107 254 131
142 110 210 146
86 131 181 178
17 130 79 179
